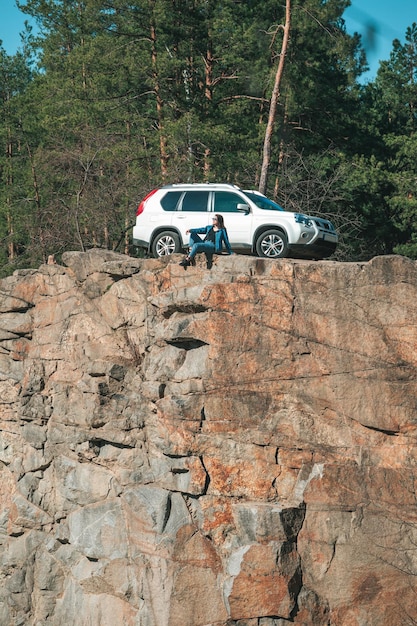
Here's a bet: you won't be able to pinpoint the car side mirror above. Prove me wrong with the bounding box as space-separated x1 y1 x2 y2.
237 203 250 214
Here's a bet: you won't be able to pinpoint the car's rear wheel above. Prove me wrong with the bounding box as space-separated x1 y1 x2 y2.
152 231 181 257
255 229 289 258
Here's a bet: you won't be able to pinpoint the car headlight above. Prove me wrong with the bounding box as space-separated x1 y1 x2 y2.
294 213 313 228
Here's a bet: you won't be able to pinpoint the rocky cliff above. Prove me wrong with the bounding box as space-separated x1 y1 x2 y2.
1 249 417 626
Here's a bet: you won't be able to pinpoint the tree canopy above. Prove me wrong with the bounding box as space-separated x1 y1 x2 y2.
0 0 416 274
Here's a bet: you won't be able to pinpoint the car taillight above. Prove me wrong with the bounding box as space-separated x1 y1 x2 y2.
136 189 158 216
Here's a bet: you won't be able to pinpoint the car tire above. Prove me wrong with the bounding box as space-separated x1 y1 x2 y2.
255 229 289 258
151 231 181 257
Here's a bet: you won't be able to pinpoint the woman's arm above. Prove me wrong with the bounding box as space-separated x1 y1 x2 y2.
221 229 233 254
187 225 210 235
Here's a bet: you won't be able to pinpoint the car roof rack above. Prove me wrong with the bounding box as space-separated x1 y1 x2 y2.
161 183 241 189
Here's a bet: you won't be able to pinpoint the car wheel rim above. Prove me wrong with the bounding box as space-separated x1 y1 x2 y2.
156 236 176 256
261 234 284 257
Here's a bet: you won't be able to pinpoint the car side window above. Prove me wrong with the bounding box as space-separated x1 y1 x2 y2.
160 191 182 211
213 191 245 212
180 191 210 212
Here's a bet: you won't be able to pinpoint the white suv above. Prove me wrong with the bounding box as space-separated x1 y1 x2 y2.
132 183 338 259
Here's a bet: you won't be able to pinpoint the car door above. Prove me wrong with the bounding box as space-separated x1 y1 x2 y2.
212 191 253 248
171 190 211 243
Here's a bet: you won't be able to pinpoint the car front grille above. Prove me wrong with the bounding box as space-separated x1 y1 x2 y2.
314 219 335 232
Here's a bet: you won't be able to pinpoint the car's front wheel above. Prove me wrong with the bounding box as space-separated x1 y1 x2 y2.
255 229 289 258
151 231 181 258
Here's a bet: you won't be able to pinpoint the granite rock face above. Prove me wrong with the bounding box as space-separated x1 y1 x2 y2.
1 249 417 625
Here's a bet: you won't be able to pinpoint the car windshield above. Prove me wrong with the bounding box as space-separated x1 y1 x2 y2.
244 191 284 212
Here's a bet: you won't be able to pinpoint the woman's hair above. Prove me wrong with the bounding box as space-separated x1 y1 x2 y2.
215 214 225 229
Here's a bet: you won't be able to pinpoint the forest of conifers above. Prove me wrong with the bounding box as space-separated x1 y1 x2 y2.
1 0 417 274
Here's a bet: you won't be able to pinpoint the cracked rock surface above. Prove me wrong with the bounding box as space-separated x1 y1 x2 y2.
1 249 417 625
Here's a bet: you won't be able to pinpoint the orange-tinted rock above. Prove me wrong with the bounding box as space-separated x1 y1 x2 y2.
0 250 417 625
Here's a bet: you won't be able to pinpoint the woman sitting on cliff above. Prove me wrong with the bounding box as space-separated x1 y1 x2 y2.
179 214 233 267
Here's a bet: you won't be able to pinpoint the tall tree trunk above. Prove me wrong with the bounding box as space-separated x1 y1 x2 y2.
274 96 289 199
203 40 214 179
150 22 168 179
26 142 47 262
6 121 16 260
258 0 291 195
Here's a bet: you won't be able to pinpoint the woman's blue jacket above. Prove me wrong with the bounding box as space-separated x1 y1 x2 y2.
189 225 233 254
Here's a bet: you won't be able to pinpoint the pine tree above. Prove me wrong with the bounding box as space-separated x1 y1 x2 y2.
357 23 417 257
0 46 33 272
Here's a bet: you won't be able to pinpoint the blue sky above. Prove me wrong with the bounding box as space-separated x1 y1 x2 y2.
0 0 416 80
344 0 416 80
1 0 36 53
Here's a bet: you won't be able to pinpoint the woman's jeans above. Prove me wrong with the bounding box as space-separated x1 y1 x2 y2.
188 233 215 260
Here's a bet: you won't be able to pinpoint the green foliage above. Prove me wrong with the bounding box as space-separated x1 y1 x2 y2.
394 237 417 260
0 2 417 272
